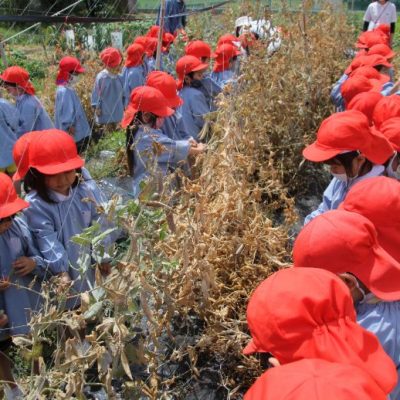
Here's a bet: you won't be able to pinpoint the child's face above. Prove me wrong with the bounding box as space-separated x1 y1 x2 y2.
0 215 14 234
5 85 20 97
44 170 76 196
192 70 205 81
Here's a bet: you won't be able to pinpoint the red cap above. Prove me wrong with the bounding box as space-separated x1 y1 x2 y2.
185 40 212 59
146 25 160 38
211 43 241 59
12 131 37 181
341 176 400 263
134 36 148 48
303 110 394 164
162 32 175 48
217 33 237 46
293 209 400 301
0 173 29 218
243 268 397 394
356 30 387 49
244 359 389 400
100 47 122 68
57 56 85 83
0 66 35 95
373 95 400 129
144 37 158 57
121 86 174 128
347 91 383 125
125 43 145 68
350 65 389 83
368 43 396 60
28 129 84 175
146 71 183 108
345 54 392 75
340 76 380 105
380 117 400 151
175 55 209 88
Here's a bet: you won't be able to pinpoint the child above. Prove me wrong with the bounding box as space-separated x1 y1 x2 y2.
144 37 158 74
122 43 146 101
146 71 190 141
91 47 125 134
185 40 222 111
0 90 19 177
21 129 116 309
121 86 206 197
243 267 396 396
176 55 210 141
0 66 53 138
293 209 400 399
54 56 91 154
302 110 394 224
245 359 388 400
210 43 241 87
380 117 400 178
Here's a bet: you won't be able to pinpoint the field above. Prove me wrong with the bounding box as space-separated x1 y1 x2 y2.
0 1 392 399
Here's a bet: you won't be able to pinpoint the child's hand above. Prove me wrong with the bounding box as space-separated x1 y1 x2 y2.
98 262 112 276
13 257 36 276
188 137 198 147
0 278 10 291
189 142 207 156
0 312 8 328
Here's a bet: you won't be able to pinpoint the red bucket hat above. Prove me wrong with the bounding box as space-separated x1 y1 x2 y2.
146 25 160 38
373 95 400 129
350 65 389 84
356 30 387 49
144 37 158 57
146 71 183 108
12 131 37 181
162 32 175 49
121 86 174 128
302 110 394 164
0 66 35 95
368 43 396 60
217 33 238 46
380 117 400 151
57 56 85 83
100 47 122 68
212 43 241 73
340 76 381 106
293 209 400 301
0 173 29 218
175 55 209 89
28 129 84 175
243 268 397 393
340 176 400 263
244 359 389 400
185 40 212 59
134 36 148 48
347 91 383 125
125 43 145 68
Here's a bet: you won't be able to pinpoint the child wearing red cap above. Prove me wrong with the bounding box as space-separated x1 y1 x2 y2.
293 209 400 399
0 66 53 138
210 43 241 87
302 110 394 224
122 43 146 100
122 86 205 197
55 56 91 154
21 130 117 309
245 359 388 400
243 267 397 396
91 47 126 133
176 55 210 141
185 40 222 112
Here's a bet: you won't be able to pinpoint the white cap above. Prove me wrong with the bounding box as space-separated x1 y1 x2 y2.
235 16 252 29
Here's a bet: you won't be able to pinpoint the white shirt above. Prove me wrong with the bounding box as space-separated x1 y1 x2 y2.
364 1 397 30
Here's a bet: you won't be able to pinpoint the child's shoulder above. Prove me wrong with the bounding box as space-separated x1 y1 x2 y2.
96 69 110 80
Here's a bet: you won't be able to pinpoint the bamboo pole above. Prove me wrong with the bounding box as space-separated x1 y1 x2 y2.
155 0 166 70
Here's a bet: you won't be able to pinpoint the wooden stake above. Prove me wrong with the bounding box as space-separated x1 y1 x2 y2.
155 0 166 70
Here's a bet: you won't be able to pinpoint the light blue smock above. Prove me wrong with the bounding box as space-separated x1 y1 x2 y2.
0 98 19 168
304 165 384 225
162 110 190 141
330 73 348 111
122 65 146 104
210 70 235 88
156 0 186 34
129 125 190 197
200 75 222 112
24 180 117 309
55 84 91 143
0 216 44 335
91 69 125 125
146 57 156 75
177 86 209 141
16 94 54 138
357 299 400 400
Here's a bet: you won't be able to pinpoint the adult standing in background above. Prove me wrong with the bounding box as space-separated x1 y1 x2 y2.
363 0 397 47
156 0 186 35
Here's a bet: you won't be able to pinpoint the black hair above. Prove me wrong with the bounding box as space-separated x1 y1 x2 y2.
326 151 373 177
24 167 81 203
125 111 157 175
2 81 17 87
235 27 241 37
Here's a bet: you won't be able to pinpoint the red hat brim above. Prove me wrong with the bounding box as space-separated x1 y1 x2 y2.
302 142 343 162
0 197 29 219
34 157 84 175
